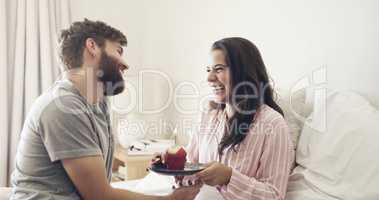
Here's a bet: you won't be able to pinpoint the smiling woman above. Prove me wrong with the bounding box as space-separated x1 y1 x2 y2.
185 37 295 200
209 37 285 155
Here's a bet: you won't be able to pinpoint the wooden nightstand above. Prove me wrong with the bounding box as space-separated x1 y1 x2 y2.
113 145 153 181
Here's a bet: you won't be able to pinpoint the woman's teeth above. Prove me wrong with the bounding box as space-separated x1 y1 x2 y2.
213 86 225 93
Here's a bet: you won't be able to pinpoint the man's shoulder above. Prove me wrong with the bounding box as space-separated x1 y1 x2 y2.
28 81 87 123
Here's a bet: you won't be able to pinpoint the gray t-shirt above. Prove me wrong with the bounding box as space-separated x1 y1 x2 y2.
10 79 114 200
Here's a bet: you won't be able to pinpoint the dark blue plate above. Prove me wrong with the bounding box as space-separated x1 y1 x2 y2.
148 162 206 176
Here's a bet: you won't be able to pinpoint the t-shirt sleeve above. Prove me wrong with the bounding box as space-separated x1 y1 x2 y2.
38 95 102 162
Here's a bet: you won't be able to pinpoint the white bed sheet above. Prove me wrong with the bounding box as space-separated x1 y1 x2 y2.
111 172 223 200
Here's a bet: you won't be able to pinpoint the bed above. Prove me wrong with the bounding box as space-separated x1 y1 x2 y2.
2 90 377 200
115 89 379 200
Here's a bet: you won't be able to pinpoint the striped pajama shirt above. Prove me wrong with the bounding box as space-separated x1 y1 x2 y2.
186 104 295 200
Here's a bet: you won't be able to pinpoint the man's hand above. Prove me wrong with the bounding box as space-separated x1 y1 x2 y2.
151 152 166 165
174 175 200 187
63 155 200 200
169 183 202 200
195 162 232 186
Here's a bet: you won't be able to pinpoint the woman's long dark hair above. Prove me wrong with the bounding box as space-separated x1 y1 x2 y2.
212 37 284 155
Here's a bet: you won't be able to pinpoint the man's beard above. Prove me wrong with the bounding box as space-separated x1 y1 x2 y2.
97 51 125 96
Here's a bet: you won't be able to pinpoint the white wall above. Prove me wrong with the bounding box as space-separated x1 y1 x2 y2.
71 0 379 144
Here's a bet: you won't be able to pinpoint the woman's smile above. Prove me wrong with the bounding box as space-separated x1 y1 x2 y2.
207 49 230 103
211 84 225 95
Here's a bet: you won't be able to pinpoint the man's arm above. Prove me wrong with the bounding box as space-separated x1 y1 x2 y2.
62 156 201 200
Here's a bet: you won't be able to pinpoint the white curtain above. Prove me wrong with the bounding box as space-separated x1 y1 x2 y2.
0 0 9 187
0 0 72 187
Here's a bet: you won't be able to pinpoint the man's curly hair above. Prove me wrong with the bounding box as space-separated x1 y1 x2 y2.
59 19 127 69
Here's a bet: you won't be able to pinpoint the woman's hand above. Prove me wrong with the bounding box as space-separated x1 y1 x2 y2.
195 162 232 186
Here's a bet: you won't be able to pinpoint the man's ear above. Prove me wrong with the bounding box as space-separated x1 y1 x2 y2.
84 38 101 58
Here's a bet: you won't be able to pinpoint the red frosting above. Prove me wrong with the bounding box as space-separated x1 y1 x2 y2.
164 146 187 170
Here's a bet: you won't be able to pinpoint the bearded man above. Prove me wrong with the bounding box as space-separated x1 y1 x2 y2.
10 19 201 200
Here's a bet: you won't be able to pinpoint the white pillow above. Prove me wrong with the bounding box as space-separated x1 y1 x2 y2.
275 88 313 149
288 91 379 200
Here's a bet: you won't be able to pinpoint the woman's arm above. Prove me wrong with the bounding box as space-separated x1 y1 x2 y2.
219 121 294 200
